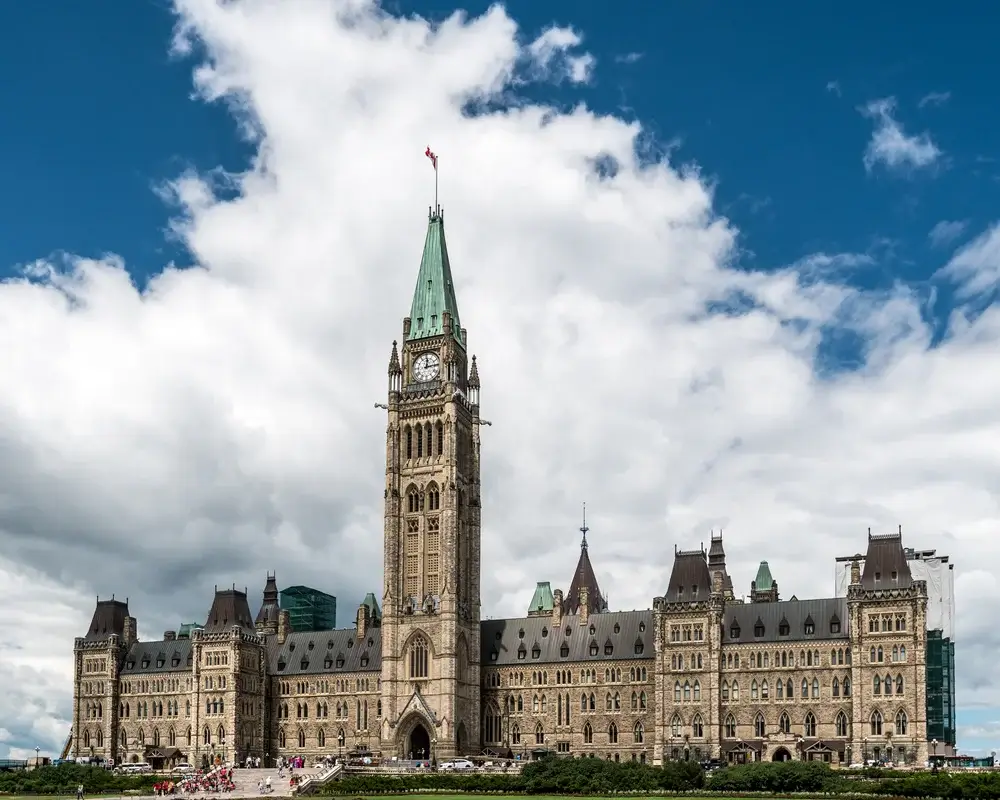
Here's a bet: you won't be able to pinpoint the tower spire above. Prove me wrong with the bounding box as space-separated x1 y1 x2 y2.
405 210 463 346
580 502 589 548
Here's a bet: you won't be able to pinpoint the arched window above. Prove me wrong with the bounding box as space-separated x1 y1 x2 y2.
779 712 790 734
843 677 851 697
731 681 740 701
754 713 765 738
721 680 729 701
297 729 305 748
674 681 681 702
801 678 809 697
583 723 593 744
633 721 644 743
836 711 849 737
186 727 191 746
318 729 326 747
895 674 904 694
751 679 759 700
812 678 820 698
683 681 691 702
691 714 704 738
761 679 768 700
120 729 127 747
786 678 794 698
404 425 413 459
153 729 160 746
884 674 893 695
670 714 681 736
203 726 211 745
895 709 908 735
777 680 785 699
338 729 346 747
406 486 420 514
409 635 429 678
218 726 226 744
608 722 618 744
511 723 521 745
534 723 544 745
639 691 647 709
803 712 816 737
832 677 840 697
724 714 737 738
870 709 883 736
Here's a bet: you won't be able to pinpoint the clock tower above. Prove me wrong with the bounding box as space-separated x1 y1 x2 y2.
380 208 483 760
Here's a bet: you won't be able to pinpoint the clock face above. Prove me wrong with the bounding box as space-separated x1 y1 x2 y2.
412 352 441 382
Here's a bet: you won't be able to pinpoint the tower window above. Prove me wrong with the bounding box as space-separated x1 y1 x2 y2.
407 488 420 514
404 426 413 460
409 636 429 679
416 426 424 458
427 487 440 511
435 421 444 456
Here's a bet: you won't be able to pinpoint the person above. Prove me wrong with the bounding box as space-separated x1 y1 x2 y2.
76 785 84 800
265 775 272 793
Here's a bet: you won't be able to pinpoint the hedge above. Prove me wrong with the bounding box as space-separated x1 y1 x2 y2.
0 763 161 795
320 760 1000 799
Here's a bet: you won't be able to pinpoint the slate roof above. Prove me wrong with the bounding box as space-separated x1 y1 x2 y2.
83 599 130 641
722 598 848 644
564 542 607 615
407 211 464 347
266 628 382 675
481 610 653 666
122 639 194 674
204 589 256 633
861 533 912 590
666 548 712 601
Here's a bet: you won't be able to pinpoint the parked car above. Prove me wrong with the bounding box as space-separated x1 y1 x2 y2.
439 759 475 771
171 764 193 774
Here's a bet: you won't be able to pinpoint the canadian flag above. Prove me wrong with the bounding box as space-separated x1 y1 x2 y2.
425 146 438 169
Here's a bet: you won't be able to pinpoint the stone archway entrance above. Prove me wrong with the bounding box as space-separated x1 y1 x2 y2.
408 722 431 761
772 747 792 762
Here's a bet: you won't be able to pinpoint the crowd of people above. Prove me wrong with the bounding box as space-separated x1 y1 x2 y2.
173 766 237 794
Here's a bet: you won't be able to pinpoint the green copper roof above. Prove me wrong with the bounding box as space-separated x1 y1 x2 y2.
754 561 774 591
407 212 464 347
528 581 555 614
362 592 382 622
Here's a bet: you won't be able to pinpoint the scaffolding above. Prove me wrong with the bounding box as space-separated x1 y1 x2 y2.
279 585 337 632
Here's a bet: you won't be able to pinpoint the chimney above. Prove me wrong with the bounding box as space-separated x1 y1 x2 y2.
850 557 862 587
712 571 724 596
442 311 452 334
123 616 137 646
277 609 291 645
552 590 563 628
356 603 369 641
579 586 590 626
164 631 176 642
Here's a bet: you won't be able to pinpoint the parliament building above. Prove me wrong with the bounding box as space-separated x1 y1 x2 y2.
72 209 938 769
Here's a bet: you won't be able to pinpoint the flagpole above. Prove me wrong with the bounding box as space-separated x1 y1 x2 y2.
435 156 439 215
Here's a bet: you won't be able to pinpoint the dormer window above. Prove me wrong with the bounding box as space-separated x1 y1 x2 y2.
335 655 345 669
604 640 614 656
891 571 898 580
638 621 646 633
589 640 599 656
541 627 548 638
360 654 369 668
692 585 699 598
531 644 541 660
676 585 684 599
368 637 374 647
141 659 150 669
308 641 314 650
518 628 525 639
589 624 596 635
126 661 135 670
634 638 644 655
830 615 841 634
156 658 165 668
277 659 286 672
171 657 180 667
517 645 526 661
804 616 815 636
347 639 353 648
730 623 741 640
874 572 881 582
754 619 765 638
289 642 295 652
324 658 333 669
300 658 309 670
613 623 621 634
490 650 498 662
778 618 790 637
560 643 570 658
327 640 334 649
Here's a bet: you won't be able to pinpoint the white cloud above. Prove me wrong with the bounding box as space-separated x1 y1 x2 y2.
525 26 595 84
861 97 942 173
929 219 968 248
937 223 1000 299
1 0 999 757
919 91 951 109
614 52 643 65
826 80 841 96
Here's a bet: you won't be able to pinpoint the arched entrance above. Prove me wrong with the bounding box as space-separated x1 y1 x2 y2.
408 722 430 761
772 747 792 762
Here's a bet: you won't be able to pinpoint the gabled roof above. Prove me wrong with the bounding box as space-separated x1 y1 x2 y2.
666 548 712 601
481 610 653 666
564 541 606 615
754 561 774 591
204 589 256 633
122 640 193 674
83 598 129 641
266 628 382 675
722 598 848 644
407 211 463 346
861 533 912 590
528 582 555 614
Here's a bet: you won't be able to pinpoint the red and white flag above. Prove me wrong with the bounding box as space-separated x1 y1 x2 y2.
425 146 438 170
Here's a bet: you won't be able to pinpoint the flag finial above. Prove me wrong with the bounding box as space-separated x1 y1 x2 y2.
425 146 439 214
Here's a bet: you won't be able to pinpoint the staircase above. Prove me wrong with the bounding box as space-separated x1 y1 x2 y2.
59 732 72 760
293 764 344 795
229 767 330 798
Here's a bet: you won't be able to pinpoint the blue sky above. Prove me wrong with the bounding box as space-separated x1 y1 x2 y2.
0 0 998 759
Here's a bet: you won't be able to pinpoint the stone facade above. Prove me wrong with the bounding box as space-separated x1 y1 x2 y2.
69 210 936 769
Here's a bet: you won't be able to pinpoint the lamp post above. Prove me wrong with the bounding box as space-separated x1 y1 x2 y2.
35 746 40 767
931 738 938 767
431 736 437 768
862 736 868 764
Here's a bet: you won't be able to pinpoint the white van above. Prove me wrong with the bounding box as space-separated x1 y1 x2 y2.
121 763 153 773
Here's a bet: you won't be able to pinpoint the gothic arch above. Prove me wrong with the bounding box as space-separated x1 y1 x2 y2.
402 629 433 679
397 712 434 759
456 632 471 683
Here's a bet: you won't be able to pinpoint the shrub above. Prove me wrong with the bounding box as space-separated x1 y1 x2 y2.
0 763 161 795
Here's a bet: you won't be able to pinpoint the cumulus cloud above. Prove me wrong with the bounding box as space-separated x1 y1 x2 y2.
929 219 968 248
861 97 942 173
1 0 999 757
919 91 951 109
